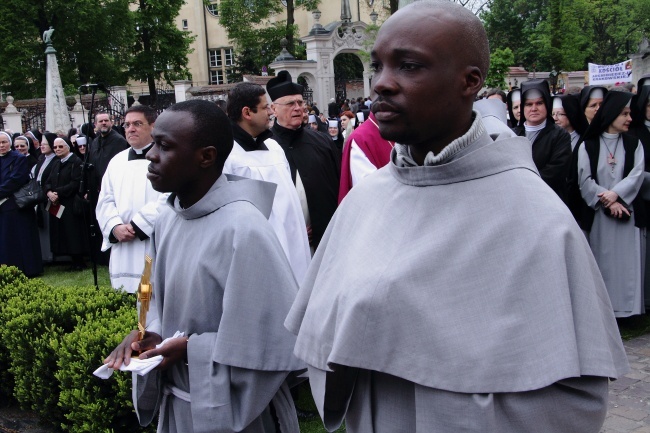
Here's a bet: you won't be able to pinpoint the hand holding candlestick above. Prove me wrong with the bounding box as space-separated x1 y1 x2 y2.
137 255 153 341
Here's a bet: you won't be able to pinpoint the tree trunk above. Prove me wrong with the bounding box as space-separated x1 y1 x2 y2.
286 0 294 55
140 0 157 106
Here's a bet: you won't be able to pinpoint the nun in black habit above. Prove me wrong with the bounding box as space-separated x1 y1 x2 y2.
576 90 645 317
512 79 572 200
581 86 608 125
44 137 88 269
0 131 43 277
32 132 58 262
506 88 521 128
629 74 650 308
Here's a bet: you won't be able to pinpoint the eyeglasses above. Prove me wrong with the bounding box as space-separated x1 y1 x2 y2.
124 121 149 129
551 112 566 118
276 99 304 108
53 145 66 149
78 144 87 148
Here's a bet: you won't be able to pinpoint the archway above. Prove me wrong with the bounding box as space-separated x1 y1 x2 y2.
334 53 365 104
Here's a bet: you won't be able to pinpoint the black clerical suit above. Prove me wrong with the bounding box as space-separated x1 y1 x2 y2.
271 121 340 250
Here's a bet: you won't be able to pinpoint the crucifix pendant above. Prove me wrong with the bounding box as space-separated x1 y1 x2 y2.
607 154 616 167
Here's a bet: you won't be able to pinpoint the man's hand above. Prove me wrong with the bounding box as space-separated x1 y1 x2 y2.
103 330 162 370
608 201 630 219
598 190 619 207
47 191 59 205
138 336 189 371
113 223 136 242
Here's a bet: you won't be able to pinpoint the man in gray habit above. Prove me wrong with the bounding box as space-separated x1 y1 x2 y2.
285 2 629 432
104 100 304 433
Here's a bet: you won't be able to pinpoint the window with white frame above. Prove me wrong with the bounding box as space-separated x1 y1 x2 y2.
209 50 222 68
208 47 233 85
182 19 188 30
210 70 225 85
206 1 218 16
224 48 234 66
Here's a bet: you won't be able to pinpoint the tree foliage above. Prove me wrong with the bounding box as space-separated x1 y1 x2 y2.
128 0 195 105
0 0 132 99
482 0 650 73
0 0 193 100
220 0 320 81
485 47 514 89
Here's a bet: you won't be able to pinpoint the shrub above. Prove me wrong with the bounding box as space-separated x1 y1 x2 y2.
0 279 133 428
0 265 29 400
55 306 154 433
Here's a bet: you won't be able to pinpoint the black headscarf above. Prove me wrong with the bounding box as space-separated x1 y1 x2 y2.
581 91 633 142
631 75 650 128
506 87 520 126
518 79 553 127
579 86 608 112
80 123 96 140
43 132 58 149
559 93 589 136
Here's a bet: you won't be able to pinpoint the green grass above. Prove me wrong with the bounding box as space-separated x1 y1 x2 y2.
38 263 111 288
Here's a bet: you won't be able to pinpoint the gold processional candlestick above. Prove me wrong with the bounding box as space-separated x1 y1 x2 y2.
137 255 153 342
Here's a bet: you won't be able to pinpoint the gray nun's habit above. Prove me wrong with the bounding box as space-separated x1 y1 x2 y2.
286 113 629 432
134 174 305 433
577 91 646 317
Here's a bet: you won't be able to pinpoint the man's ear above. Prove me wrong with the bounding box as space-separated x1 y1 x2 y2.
198 146 217 169
462 66 484 98
242 107 251 121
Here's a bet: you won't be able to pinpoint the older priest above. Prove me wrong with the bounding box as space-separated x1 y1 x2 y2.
286 2 629 432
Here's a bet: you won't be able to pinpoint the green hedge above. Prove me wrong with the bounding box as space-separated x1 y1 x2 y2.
0 265 154 433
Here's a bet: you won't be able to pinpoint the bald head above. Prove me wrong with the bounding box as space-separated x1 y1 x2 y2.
370 0 488 159
394 1 489 79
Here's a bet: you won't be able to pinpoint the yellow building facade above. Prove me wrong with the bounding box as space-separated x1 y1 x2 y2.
174 0 391 87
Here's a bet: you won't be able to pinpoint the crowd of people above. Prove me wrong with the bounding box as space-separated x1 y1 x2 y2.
0 117 126 274
1 1 649 431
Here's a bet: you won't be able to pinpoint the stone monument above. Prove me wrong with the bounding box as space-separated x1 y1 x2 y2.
44 27 72 133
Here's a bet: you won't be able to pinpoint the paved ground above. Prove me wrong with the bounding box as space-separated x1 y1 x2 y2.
601 334 650 433
1 334 650 433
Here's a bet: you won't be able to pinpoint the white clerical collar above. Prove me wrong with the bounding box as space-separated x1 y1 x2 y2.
133 142 153 154
645 119 650 128
524 120 546 132
602 132 619 140
60 153 73 163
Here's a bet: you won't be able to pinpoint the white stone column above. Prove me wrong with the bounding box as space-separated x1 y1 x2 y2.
173 80 193 103
2 96 23 133
45 51 72 132
363 69 373 99
69 95 86 129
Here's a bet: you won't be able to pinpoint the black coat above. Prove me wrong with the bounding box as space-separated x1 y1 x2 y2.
629 124 650 227
0 151 43 276
271 122 341 250
87 129 128 202
44 154 88 255
513 122 572 200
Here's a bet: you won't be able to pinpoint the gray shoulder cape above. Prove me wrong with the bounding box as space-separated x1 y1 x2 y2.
286 129 629 393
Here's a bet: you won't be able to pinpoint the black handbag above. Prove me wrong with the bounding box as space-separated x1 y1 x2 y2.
13 178 46 209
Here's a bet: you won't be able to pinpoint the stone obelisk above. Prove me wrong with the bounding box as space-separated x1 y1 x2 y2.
43 27 71 133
